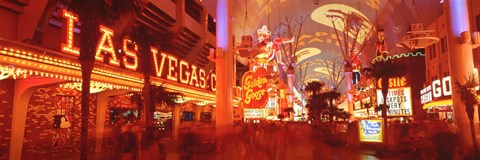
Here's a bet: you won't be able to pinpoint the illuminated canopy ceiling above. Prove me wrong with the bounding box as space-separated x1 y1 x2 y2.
227 0 442 92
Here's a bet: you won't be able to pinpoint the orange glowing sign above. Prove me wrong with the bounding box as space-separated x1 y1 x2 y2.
377 77 407 89
242 67 268 108
95 25 120 66
122 37 138 71
60 10 216 91
60 9 79 55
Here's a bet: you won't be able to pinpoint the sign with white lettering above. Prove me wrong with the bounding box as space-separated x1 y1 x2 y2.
244 109 266 119
359 119 383 142
376 87 412 116
420 76 452 104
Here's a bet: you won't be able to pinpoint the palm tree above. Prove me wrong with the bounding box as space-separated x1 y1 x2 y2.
306 92 328 122
304 81 325 96
129 26 175 126
339 109 352 121
324 90 341 126
131 84 184 126
454 73 480 158
370 54 406 144
332 108 351 122
305 81 327 122
69 0 145 159
150 84 184 114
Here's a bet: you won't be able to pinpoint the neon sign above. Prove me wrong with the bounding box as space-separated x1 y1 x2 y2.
242 67 268 108
60 9 215 91
377 76 407 89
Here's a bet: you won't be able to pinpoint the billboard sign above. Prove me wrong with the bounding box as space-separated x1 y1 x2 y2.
376 87 413 116
359 119 383 142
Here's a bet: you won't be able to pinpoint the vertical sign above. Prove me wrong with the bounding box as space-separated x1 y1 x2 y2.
242 67 268 108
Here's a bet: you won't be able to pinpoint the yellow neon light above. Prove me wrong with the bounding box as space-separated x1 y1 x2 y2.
95 25 120 66
189 65 199 87
60 9 80 55
422 99 452 109
179 60 190 84
210 73 216 91
199 69 206 89
167 55 178 81
122 36 138 71
151 47 167 77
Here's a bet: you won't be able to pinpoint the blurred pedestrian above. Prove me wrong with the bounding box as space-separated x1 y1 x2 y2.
120 123 138 160
180 127 198 160
138 126 165 160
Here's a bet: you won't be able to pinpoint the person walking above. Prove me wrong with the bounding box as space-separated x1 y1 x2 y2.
120 123 138 160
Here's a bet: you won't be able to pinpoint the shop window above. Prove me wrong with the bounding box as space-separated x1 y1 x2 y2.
109 109 138 124
208 14 216 35
200 112 212 122
182 112 195 121
429 44 436 59
440 37 447 54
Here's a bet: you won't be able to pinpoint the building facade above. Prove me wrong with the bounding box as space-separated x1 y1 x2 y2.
421 2 480 121
0 0 227 159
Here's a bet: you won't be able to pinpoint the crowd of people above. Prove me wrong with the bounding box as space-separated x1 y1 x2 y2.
109 121 166 160
103 119 460 160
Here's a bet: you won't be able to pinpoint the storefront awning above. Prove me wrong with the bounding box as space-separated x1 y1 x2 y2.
422 99 452 109
422 95 480 109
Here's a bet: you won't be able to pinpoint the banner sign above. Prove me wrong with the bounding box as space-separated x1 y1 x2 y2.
359 119 383 142
242 67 268 108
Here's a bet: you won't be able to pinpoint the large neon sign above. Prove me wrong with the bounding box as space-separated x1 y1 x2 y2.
242 67 268 108
60 9 215 91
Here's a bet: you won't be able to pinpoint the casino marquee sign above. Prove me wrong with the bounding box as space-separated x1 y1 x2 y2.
58 9 216 91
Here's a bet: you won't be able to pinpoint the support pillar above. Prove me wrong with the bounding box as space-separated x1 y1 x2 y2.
195 105 202 122
173 105 181 140
211 106 216 122
345 71 354 119
287 71 295 121
445 0 478 156
215 0 234 129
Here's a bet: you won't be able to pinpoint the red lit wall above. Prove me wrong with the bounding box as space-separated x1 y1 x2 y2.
0 79 14 160
20 86 97 160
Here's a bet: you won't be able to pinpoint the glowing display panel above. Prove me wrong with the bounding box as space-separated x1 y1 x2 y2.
359 119 383 143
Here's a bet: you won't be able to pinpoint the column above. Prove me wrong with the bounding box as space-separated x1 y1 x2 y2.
215 0 234 128
173 105 181 140
195 105 202 122
345 71 354 119
287 70 295 121
211 106 216 122
445 0 477 156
